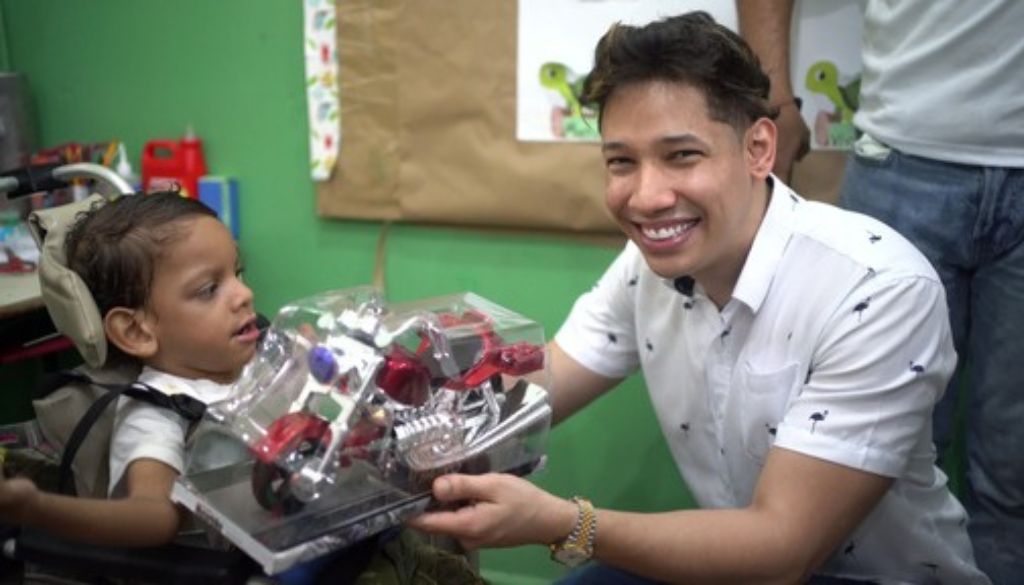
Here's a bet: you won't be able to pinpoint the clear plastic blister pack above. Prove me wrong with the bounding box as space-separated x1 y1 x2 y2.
170 288 551 574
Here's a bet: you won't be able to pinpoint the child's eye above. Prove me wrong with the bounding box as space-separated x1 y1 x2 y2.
235 265 246 281
196 282 218 299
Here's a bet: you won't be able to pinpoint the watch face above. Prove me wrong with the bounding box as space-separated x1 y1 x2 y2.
554 545 590 567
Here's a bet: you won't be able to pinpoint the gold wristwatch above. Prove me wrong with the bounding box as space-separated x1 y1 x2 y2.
550 496 596 567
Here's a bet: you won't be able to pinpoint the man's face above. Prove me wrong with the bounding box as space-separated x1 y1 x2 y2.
600 81 772 302
143 216 259 384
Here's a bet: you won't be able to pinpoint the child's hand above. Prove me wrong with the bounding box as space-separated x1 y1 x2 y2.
0 472 40 525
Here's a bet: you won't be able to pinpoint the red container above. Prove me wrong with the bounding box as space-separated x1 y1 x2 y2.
141 130 207 198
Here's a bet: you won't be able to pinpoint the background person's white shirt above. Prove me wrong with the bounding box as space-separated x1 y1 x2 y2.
856 0 1024 167
556 179 988 583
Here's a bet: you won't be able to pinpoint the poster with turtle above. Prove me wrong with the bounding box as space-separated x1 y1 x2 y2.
791 0 864 150
515 0 736 142
516 0 862 151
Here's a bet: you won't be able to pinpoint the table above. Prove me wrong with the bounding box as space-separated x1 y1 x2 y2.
0 272 71 364
0 272 44 319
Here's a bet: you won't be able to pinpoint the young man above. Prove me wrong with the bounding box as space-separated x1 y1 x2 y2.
411 13 990 583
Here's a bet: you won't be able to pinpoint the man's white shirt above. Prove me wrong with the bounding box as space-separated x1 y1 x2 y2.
556 178 989 583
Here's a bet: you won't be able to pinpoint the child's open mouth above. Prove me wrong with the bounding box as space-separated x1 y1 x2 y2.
234 318 261 343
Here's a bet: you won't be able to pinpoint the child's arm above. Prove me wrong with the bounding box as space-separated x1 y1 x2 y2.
0 458 184 547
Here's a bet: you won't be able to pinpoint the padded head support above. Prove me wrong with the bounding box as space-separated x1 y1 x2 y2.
28 194 109 367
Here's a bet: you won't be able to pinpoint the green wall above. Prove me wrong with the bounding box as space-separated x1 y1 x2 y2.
0 1 693 582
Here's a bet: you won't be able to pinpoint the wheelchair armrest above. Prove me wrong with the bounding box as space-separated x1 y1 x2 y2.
9 528 259 585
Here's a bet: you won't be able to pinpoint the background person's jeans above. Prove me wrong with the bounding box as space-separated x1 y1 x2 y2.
840 147 1024 583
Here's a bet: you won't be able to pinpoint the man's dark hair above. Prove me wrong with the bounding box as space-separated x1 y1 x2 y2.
582 11 776 132
65 191 217 317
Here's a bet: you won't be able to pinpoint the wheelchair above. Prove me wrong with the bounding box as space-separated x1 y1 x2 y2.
1 164 504 585
0 163 262 584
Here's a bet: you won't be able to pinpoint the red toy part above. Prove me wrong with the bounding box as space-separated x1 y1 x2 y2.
456 341 545 389
252 412 331 465
376 346 432 406
412 309 545 391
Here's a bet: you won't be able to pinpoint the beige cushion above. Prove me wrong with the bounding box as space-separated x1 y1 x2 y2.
28 194 109 368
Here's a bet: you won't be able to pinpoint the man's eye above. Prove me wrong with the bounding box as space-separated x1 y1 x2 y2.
606 157 633 168
669 150 699 160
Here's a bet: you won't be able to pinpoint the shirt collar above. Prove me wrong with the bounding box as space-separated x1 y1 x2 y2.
730 175 797 313
138 366 235 403
658 176 796 310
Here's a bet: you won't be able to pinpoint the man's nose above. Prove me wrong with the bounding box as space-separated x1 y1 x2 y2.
632 164 675 212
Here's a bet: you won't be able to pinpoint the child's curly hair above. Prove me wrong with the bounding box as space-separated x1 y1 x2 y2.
64 191 217 318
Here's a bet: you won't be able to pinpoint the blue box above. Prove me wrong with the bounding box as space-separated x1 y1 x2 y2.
198 176 240 239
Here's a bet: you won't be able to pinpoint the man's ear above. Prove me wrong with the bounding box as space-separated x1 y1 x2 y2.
104 307 158 359
745 117 777 179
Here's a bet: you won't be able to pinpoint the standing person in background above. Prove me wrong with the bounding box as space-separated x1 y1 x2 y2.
738 1 1024 582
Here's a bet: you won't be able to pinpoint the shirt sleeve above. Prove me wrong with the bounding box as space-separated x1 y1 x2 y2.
773 273 957 477
554 243 642 379
108 397 188 497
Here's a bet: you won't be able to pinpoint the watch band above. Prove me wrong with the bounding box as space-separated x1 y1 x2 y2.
550 496 596 566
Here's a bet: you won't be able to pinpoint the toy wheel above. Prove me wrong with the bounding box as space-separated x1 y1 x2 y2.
251 412 331 514
251 437 321 514
252 461 296 514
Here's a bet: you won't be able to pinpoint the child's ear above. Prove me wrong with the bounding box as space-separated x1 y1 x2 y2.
104 307 158 359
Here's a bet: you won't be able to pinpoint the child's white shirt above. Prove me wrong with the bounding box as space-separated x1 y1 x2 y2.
108 367 233 497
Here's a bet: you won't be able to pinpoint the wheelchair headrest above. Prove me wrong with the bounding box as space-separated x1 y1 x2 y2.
28 194 109 367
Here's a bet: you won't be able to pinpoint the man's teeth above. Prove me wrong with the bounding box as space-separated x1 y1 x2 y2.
642 223 691 241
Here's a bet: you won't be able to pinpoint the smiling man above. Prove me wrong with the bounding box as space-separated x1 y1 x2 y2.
411 12 989 584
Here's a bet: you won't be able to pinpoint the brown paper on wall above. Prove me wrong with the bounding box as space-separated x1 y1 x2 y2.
317 0 613 232
317 0 847 232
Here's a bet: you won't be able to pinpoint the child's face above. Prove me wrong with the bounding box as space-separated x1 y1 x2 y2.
142 216 259 384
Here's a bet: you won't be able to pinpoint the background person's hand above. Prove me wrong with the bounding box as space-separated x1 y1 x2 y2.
773 100 811 183
408 473 578 550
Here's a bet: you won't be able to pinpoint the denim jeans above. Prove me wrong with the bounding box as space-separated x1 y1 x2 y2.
840 147 1024 584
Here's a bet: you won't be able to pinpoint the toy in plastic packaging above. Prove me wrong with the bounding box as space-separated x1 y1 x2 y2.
170 288 551 575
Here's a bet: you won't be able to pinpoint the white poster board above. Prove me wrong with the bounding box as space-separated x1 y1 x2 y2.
517 0 862 150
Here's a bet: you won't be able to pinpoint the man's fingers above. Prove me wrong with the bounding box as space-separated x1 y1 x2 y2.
432 473 497 503
408 509 464 533
410 504 492 546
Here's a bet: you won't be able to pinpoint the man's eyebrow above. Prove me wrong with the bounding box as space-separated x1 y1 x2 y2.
601 133 707 153
601 141 628 153
659 133 705 147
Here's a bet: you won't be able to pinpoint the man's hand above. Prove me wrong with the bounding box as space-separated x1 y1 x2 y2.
408 473 577 550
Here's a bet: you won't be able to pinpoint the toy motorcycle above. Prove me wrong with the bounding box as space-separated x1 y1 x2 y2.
224 289 549 515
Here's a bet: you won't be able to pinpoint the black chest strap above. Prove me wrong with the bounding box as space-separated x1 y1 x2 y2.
45 371 207 495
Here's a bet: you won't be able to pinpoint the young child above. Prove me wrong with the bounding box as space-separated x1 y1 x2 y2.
0 192 484 584
0 191 260 547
